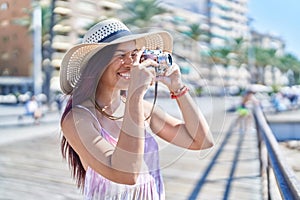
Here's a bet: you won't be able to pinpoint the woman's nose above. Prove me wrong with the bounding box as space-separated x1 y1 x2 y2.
122 54 133 65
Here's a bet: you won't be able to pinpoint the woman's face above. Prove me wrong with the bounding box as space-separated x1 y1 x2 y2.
99 41 137 90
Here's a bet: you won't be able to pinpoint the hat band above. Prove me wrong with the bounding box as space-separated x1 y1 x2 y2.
100 30 132 43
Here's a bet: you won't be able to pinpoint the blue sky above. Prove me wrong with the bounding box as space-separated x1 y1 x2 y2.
248 0 300 58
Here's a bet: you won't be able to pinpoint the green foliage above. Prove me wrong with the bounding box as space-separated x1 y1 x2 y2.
278 53 300 73
186 23 202 41
41 5 51 37
206 37 249 67
195 87 203 96
207 47 231 67
271 84 280 93
121 0 167 28
252 47 300 72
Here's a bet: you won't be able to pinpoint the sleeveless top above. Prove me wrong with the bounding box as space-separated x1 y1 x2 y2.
76 105 165 200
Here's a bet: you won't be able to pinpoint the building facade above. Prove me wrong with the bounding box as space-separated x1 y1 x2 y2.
251 30 285 56
207 0 249 47
51 0 122 69
0 0 33 94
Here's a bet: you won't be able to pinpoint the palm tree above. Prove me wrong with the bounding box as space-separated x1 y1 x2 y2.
279 53 300 84
207 37 248 69
229 37 248 67
40 0 56 102
185 23 203 41
181 23 208 63
208 47 231 67
252 47 270 84
121 0 168 28
253 47 281 84
41 5 51 37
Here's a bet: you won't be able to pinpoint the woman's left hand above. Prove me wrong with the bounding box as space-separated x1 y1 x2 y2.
156 63 184 92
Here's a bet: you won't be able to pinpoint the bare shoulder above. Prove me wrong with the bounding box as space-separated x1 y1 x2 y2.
61 103 100 136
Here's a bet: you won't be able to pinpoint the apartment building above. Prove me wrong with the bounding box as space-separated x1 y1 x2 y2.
251 30 285 56
207 0 249 47
0 0 33 94
51 0 122 69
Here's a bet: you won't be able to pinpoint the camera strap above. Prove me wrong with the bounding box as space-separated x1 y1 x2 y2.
145 81 158 121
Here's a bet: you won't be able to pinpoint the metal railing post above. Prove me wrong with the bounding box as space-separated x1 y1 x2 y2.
253 105 300 199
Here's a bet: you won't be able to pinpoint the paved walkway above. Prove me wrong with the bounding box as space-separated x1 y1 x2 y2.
162 114 262 200
0 114 239 200
0 104 60 128
0 127 82 199
0 97 274 199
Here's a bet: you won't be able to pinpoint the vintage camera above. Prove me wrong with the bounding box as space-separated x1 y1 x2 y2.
140 49 173 76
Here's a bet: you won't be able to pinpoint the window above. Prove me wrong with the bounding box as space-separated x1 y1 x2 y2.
0 2 8 11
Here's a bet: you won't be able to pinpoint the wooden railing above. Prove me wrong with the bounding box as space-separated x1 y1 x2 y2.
253 105 300 199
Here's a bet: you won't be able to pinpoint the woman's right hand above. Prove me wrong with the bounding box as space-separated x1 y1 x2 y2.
128 49 158 97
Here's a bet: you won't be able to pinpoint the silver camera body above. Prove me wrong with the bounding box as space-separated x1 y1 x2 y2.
140 49 173 76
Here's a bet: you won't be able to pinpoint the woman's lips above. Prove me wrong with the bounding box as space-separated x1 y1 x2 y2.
118 72 131 80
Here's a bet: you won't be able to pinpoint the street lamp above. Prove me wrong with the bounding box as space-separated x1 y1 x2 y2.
33 5 43 95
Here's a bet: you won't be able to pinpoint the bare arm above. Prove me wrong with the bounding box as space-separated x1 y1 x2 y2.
62 102 144 185
110 90 145 182
150 63 214 150
149 92 214 150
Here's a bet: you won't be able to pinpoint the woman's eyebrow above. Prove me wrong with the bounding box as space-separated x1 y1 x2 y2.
115 50 126 53
114 49 138 55
115 49 138 53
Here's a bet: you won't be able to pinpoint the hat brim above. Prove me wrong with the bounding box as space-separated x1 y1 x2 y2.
60 31 173 94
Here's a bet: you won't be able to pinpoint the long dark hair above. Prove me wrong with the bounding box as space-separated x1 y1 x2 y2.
61 97 86 189
60 44 118 189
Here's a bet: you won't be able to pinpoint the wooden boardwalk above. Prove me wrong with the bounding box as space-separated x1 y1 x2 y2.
0 97 266 199
0 125 82 199
161 114 262 200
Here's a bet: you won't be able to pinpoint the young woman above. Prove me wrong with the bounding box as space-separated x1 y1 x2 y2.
60 18 214 200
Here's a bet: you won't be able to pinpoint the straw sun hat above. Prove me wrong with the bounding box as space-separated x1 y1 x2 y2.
60 18 173 94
